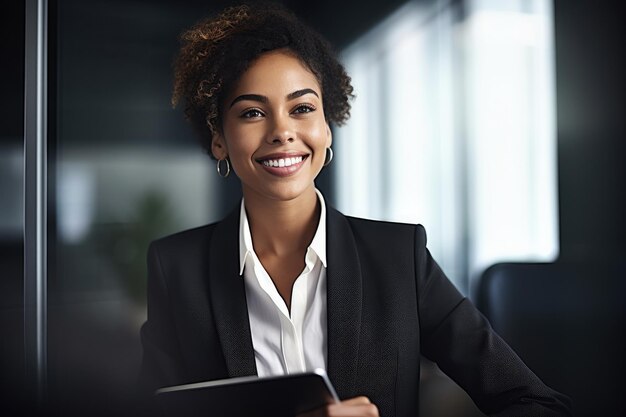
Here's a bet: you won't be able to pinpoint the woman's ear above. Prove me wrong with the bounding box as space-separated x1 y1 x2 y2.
211 133 228 160
326 123 333 148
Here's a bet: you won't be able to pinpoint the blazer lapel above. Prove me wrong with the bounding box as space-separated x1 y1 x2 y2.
208 206 258 378
326 207 363 399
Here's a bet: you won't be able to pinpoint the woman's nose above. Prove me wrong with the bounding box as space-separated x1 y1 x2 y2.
267 114 294 144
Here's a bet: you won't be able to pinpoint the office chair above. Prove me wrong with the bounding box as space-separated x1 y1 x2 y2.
476 261 625 416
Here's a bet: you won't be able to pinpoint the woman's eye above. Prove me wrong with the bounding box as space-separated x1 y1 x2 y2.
241 109 264 118
293 104 316 114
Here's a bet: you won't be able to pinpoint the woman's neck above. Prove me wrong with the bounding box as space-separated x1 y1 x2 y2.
242 186 320 258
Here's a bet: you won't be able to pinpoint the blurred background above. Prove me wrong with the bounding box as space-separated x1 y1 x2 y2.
0 0 623 416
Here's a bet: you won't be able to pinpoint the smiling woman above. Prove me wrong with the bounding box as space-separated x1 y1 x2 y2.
215 51 331 204
138 3 572 417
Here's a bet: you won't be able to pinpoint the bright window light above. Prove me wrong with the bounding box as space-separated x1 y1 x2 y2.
335 0 558 293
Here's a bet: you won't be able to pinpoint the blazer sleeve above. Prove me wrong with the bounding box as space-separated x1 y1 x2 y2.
414 225 572 416
137 241 184 396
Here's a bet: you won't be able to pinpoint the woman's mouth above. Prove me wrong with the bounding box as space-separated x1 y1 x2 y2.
260 155 304 167
256 154 309 176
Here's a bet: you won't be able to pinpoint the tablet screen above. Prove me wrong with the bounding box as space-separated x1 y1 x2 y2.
155 369 339 417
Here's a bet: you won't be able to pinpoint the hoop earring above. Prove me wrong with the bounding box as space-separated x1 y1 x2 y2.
216 158 230 178
323 147 334 166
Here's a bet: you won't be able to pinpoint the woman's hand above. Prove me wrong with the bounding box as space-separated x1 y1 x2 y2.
298 396 380 417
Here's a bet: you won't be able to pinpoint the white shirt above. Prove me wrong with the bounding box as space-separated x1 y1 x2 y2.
238 190 328 377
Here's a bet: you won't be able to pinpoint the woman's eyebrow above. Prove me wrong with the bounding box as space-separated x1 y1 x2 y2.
230 94 268 108
287 88 319 100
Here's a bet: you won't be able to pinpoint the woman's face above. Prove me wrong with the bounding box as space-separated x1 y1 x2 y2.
212 49 332 203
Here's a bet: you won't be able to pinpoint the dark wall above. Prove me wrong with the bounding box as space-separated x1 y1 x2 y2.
554 0 625 261
0 2 25 141
0 0 25 411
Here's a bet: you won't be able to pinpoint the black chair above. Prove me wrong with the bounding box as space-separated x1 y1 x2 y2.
476 261 625 416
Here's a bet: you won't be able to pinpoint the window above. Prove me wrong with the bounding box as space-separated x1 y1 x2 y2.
335 0 558 293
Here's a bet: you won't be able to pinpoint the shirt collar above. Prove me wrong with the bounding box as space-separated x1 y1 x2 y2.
238 189 327 275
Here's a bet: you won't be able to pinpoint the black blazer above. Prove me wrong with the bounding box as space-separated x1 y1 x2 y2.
139 205 571 416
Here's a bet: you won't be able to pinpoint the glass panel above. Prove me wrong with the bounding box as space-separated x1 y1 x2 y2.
48 1 238 413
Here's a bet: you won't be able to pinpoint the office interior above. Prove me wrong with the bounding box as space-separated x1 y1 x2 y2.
0 0 623 415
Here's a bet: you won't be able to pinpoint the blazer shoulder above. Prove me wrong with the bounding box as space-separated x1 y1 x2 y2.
150 222 218 254
342 213 427 247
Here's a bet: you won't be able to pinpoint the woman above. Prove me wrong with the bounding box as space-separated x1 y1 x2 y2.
139 4 571 416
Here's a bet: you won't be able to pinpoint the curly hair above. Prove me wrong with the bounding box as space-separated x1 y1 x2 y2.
172 2 354 156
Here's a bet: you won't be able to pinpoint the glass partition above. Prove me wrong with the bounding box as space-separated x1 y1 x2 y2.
47 0 238 413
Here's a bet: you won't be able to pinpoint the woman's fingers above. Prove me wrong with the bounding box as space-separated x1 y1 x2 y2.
338 396 372 405
297 396 379 417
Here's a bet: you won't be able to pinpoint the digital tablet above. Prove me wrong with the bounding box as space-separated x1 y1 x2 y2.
155 369 339 417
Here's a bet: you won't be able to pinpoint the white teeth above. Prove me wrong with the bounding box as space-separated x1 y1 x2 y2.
262 156 304 167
